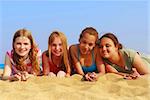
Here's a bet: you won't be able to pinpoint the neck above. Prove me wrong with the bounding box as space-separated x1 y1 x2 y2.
18 54 29 61
109 51 121 64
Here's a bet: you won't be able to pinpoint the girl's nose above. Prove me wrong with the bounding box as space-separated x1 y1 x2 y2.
102 46 106 51
84 44 89 49
56 45 60 50
20 44 25 49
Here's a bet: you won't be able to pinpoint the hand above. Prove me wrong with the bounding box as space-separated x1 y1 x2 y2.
84 72 98 82
48 72 56 77
20 71 30 81
57 71 66 77
65 73 70 77
123 68 141 80
10 73 21 81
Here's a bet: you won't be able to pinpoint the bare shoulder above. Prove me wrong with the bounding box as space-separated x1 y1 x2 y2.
5 52 12 64
42 50 48 58
69 44 78 54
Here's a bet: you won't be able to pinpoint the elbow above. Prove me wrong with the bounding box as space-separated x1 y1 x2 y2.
2 75 10 80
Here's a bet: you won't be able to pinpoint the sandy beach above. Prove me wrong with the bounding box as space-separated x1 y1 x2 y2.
0 69 150 100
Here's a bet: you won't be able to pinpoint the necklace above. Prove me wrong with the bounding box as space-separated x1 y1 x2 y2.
51 58 63 68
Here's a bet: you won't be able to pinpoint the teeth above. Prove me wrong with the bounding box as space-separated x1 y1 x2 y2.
103 52 108 55
19 50 26 53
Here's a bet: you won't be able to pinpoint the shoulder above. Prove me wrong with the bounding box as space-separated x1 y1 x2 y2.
42 50 48 57
5 50 14 66
121 48 137 58
69 44 77 50
69 44 78 54
121 48 137 64
6 50 13 58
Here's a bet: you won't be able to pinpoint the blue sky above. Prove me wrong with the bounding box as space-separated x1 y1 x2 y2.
0 0 149 64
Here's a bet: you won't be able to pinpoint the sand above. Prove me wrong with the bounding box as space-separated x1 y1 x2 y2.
0 69 150 100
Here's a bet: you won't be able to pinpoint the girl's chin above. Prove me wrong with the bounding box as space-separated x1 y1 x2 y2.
17 53 29 57
102 55 109 58
80 50 90 55
53 53 62 57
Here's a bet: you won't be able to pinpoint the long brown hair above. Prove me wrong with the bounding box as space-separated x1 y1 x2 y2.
47 31 70 73
79 27 99 43
12 29 40 75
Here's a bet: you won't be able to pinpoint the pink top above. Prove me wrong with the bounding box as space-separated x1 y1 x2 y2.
7 49 41 75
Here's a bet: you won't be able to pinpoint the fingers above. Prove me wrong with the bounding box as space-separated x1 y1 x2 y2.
84 72 98 82
123 74 138 80
123 68 141 80
9 74 21 82
65 73 70 77
48 72 56 77
85 74 93 81
10 71 30 82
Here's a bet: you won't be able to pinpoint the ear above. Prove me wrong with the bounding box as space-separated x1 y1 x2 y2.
115 44 119 51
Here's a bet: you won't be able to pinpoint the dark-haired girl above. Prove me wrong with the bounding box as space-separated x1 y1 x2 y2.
98 33 150 79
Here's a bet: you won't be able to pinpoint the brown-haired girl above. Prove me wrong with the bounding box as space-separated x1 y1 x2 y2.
98 33 150 79
2 29 41 81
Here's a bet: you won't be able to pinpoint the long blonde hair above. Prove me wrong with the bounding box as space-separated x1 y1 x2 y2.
47 31 70 72
12 29 40 75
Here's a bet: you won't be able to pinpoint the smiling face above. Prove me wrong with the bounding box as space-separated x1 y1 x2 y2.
79 33 96 54
99 37 118 59
50 37 63 57
13 36 31 57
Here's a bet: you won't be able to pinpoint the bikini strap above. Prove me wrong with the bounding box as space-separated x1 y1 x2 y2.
77 45 95 64
91 49 95 64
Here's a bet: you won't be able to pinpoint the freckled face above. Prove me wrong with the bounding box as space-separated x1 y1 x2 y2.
79 33 96 54
50 37 63 57
99 37 118 59
14 37 31 57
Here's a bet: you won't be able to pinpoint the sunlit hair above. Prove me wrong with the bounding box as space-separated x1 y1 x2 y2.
47 31 70 72
12 29 40 75
79 27 99 42
99 33 123 49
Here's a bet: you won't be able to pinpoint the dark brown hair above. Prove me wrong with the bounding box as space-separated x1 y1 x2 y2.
99 33 122 49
